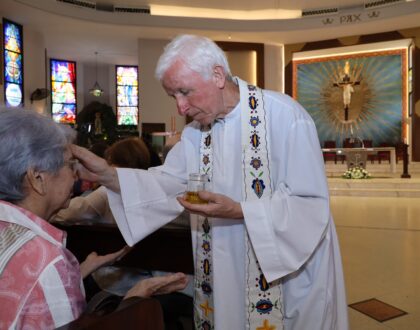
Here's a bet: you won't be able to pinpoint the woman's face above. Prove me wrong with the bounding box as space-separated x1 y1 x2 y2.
44 147 78 218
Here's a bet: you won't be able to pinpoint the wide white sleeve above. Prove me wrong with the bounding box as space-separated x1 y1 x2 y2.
106 137 197 246
241 118 330 283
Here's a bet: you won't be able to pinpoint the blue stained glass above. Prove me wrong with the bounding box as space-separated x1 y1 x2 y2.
4 21 22 53
5 82 23 107
3 19 23 107
4 50 22 83
117 85 138 106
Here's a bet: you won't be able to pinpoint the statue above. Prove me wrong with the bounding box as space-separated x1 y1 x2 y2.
94 112 103 136
333 61 361 121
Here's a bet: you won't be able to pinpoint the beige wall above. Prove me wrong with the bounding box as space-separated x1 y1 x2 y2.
226 50 257 85
264 44 283 92
0 23 282 133
137 39 284 133
137 38 183 133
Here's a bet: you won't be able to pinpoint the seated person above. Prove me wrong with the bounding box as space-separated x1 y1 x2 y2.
0 109 188 329
53 136 192 329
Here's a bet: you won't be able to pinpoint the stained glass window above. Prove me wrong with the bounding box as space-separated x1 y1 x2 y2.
50 59 77 124
116 65 138 126
3 19 23 107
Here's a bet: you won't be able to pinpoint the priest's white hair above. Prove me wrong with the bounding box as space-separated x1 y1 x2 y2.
155 34 232 81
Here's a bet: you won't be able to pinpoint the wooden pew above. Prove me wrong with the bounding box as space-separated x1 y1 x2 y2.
57 296 164 330
54 222 194 274
54 222 193 329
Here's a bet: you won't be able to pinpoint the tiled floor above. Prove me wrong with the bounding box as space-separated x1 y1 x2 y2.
331 195 420 329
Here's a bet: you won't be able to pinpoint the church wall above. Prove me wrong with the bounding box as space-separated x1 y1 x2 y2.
264 44 284 92
137 39 280 134
284 28 420 161
0 21 276 137
137 38 181 134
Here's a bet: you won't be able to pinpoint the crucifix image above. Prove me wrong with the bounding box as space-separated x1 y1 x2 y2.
333 61 361 121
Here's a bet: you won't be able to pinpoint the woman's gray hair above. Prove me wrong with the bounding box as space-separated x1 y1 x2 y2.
0 109 76 202
155 34 232 81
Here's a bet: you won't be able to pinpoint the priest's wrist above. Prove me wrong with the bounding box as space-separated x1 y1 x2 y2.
100 166 121 193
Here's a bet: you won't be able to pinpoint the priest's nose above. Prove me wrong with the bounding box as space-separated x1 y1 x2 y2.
175 96 189 116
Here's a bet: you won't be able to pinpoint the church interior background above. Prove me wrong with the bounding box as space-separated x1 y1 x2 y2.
1 0 420 328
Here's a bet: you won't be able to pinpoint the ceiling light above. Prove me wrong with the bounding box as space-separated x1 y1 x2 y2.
150 5 301 20
89 51 104 97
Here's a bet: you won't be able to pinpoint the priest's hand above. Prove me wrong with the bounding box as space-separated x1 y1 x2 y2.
71 144 120 193
177 191 243 219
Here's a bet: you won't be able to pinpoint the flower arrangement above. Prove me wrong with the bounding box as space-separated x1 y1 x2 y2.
342 166 372 179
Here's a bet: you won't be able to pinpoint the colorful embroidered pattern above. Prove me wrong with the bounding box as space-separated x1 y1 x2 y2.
250 157 263 170
194 79 284 330
239 79 284 330
251 177 266 198
195 126 214 329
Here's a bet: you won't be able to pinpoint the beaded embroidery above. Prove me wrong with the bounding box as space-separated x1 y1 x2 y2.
194 78 284 330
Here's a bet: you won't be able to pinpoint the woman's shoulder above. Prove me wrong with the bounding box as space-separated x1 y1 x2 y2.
0 222 66 276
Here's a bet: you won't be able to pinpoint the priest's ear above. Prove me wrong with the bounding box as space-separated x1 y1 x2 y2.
24 167 48 196
212 65 227 89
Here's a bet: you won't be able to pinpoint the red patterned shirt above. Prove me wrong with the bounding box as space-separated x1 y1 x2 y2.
0 201 86 329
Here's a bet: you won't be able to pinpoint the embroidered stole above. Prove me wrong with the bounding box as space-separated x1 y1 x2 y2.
194 78 284 330
194 126 214 330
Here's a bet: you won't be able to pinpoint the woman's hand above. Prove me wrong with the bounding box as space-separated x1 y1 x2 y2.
80 245 132 278
70 144 120 192
177 191 243 219
124 272 189 299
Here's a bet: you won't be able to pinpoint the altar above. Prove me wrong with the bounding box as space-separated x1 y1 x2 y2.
322 147 396 173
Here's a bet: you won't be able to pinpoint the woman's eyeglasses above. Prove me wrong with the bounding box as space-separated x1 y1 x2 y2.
64 159 79 174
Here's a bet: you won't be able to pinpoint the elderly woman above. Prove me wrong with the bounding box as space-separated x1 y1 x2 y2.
0 109 187 329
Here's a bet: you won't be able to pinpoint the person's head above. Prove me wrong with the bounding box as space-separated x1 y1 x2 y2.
155 35 231 82
104 137 151 169
155 35 237 125
0 109 77 219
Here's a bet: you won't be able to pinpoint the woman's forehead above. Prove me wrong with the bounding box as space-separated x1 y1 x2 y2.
63 146 73 159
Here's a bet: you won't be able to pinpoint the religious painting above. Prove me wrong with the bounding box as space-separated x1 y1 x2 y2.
50 59 77 124
3 18 23 107
116 65 139 126
293 47 408 147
